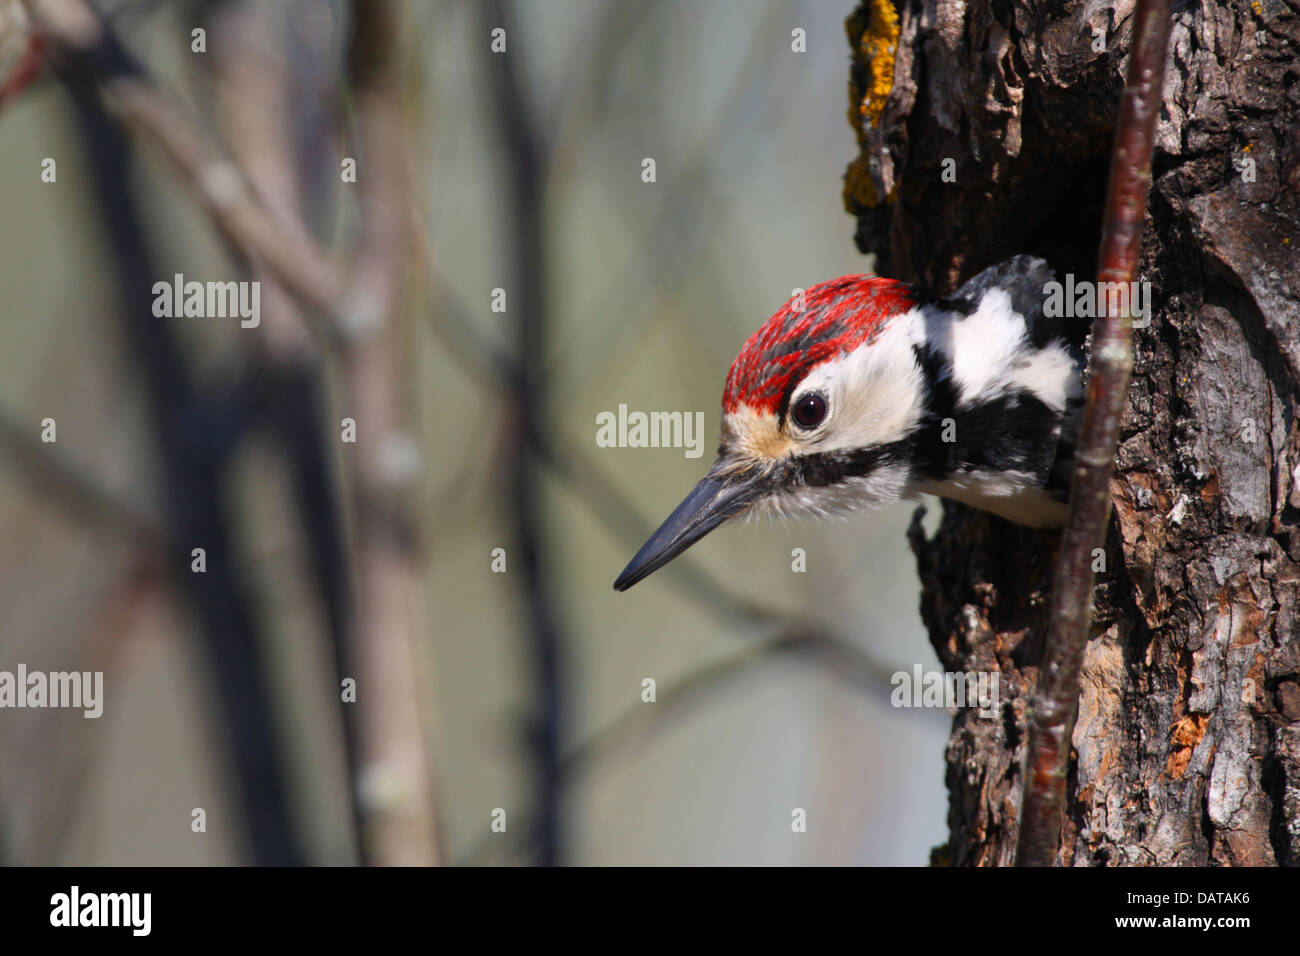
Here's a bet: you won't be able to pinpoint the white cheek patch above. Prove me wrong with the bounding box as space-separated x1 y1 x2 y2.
794 313 928 455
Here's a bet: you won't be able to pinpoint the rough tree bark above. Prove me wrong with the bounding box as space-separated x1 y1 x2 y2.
845 0 1300 865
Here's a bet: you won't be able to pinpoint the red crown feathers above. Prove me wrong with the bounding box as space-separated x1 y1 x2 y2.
721 276 918 415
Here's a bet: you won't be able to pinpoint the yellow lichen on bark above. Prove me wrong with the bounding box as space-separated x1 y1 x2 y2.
843 0 900 211
857 0 899 128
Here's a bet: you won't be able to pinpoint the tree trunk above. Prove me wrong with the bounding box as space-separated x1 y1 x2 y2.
845 0 1300 865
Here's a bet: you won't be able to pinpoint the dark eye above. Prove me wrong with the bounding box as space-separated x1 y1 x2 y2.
791 392 828 430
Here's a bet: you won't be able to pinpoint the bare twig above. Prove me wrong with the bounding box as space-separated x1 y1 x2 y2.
54 39 305 863
205 0 368 865
481 0 568 866
22 0 439 864
337 0 442 866
1016 0 1172 867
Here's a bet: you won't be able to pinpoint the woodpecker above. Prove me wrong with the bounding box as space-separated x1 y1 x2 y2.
613 256 1085 591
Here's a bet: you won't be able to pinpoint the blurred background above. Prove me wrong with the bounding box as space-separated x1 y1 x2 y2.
0 0 948 865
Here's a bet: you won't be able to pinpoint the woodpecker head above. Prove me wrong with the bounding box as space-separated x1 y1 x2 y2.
613 256 1084 592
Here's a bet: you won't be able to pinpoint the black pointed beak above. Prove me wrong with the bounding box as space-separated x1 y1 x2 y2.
613 460 768 591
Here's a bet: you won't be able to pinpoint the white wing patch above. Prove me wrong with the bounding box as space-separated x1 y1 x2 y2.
937 289 1026 406
924 290 1080 413
1008 343 1081 413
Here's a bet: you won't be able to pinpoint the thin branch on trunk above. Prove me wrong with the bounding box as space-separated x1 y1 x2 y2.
1016 0 1173 867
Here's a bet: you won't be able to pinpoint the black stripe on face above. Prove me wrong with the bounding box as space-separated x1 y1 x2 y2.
772 344 950 489
783 358 1064 495
776 377 799 431
782 442 911 488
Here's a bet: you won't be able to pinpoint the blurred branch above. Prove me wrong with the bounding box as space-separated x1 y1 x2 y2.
336 0 441 866
205 0 367 865
50 24 305 862
481 0 567 866
23 0 444 865
1 0 177 108
1016 0 1171 867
